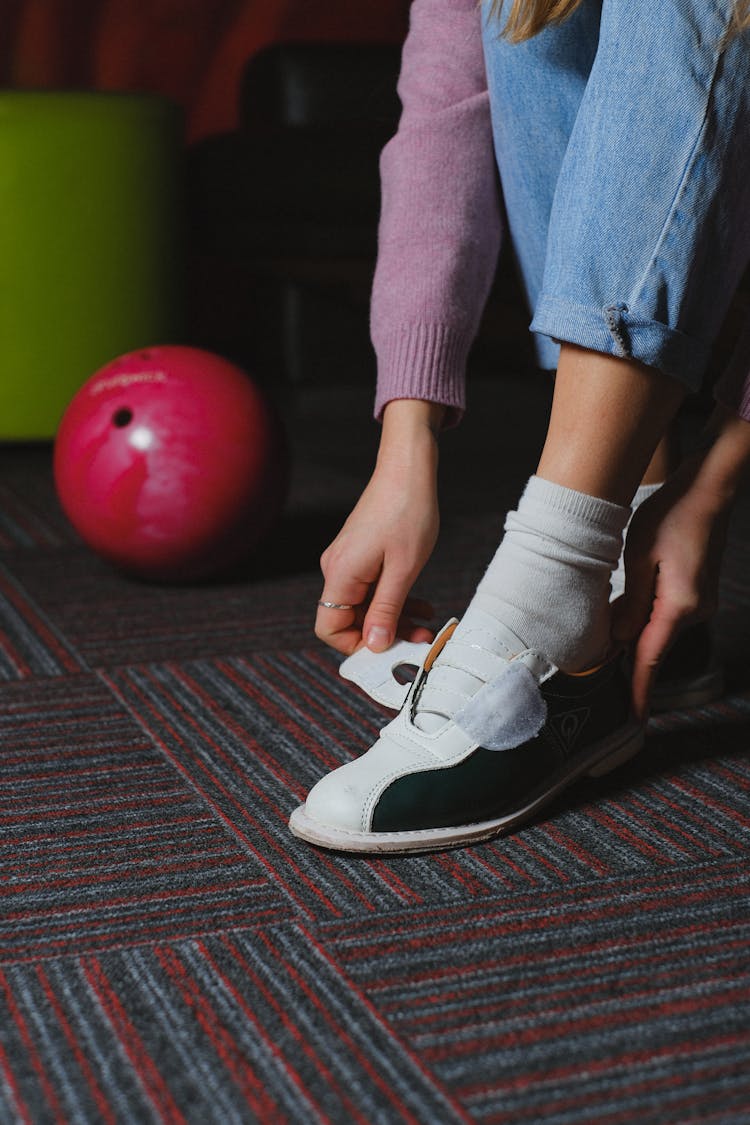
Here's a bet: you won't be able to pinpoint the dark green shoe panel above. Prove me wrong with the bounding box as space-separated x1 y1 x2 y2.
372 655 632 834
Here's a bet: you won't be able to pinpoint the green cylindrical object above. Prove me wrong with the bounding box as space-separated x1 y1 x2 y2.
0 92 183 439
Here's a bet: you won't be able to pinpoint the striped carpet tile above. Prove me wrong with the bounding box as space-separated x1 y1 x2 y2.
0 482 69 551
320 861 750 1124
2 550 323 667
103 654 446 919
0 676 290 962
0 443 78 550
0 563 86 680
0 924 468 1125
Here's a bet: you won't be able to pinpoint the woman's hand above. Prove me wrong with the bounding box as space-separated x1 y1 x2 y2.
613 407 750 718
315 400 444 656
612 463 729 718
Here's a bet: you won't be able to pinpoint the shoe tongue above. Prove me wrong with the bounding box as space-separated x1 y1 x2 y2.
413 609 529 733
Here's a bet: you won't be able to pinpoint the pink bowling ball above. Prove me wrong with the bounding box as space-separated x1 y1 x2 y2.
54 346 289 581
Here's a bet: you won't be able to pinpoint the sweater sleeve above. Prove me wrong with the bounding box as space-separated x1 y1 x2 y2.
371 0 503 427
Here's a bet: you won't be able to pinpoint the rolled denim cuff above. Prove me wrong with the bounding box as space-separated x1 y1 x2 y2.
530 295 710 394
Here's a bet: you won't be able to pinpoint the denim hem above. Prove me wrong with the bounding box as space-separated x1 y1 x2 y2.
530 295 709 392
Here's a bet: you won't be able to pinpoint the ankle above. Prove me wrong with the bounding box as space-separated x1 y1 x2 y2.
467 476 630 671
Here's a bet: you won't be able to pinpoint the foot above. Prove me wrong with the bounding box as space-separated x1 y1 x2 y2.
289 616 644 855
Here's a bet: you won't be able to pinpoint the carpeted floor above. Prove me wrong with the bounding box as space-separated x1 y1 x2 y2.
1 373 749 1124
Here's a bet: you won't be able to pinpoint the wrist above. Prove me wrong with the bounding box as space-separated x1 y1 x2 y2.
377 399 444 473
381 398 446 437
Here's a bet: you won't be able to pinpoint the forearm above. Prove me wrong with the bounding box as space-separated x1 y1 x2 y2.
692 405 750 508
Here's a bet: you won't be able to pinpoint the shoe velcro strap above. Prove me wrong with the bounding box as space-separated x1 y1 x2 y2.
431 640 510 684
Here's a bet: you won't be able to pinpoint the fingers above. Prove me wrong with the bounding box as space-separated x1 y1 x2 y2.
315 598 434 656
611 562 659 721
611 552 656 646
315 572 435 656
630 608 682 721
611 552 692 719
361 565 426 653
626 577 702 719
315 574 371 656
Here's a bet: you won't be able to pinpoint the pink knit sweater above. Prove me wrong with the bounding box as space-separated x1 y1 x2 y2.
370 0 750 426
370 0 502 428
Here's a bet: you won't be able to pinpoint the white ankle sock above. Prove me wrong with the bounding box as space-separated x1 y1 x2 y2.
609 482 663 602
462 475 630 672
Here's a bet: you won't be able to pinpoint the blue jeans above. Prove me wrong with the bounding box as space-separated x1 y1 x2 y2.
481 0 750 389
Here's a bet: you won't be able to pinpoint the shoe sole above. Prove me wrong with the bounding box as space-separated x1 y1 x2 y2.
288 721 645 855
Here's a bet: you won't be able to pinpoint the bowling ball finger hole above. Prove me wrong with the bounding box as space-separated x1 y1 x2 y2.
112 408 133 428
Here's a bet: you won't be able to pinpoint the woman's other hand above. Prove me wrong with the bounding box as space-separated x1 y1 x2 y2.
613 407 750 718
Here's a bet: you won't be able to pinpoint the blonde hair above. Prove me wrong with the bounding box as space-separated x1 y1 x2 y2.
492 0 750 42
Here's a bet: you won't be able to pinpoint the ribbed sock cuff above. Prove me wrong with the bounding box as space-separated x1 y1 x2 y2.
521 475 631 540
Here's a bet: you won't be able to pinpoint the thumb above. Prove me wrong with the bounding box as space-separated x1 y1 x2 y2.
630 608 680 720
362 564 412 652
612 554 657 644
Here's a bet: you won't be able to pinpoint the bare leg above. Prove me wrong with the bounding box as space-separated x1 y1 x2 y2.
642 429 681 485
537 345 686 505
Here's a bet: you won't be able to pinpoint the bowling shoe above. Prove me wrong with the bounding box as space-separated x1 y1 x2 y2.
289 616 644 855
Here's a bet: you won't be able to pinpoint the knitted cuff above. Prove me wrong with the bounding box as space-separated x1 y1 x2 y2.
373 323 472 429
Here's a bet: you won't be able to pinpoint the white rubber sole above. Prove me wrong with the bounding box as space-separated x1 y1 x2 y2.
288 721 645 855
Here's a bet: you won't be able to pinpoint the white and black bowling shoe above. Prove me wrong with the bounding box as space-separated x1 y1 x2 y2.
289 616 645 855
